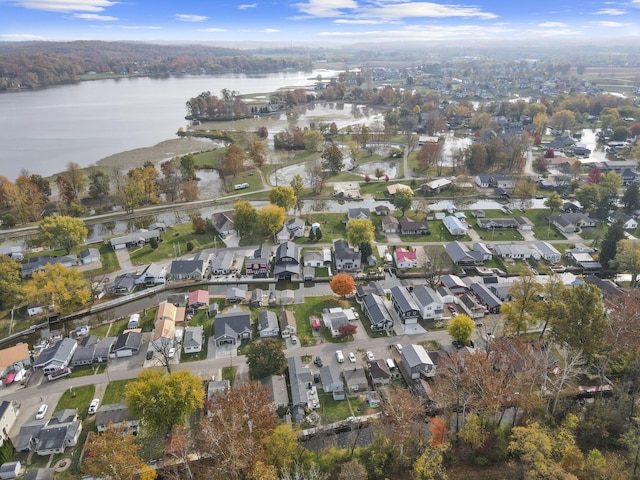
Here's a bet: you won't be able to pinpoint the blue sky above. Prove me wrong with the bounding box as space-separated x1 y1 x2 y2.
0 0 639 43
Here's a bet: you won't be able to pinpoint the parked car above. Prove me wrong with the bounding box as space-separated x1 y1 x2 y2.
366 351 375 361
35 404 48 419
168 347 176 358
88 398 100 415
348 352 356 363
146 350 153 360
336 350 344 363
452 340 465 349
395 344 403 354
314 356 323 367
290 335 298 345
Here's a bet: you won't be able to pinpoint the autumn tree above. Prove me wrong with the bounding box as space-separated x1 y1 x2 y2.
269 186 297 211
246 338 287 380
11 175 46 223
412 444 449 480
249 140 267 167
0 256 23 309
550 109 577 132
394 188 414 215
179 154 196 180
500 273 542 335
63 161 86 199
24 263 91 315
346 218 375 247
224 143 245 177
330 273 355 298
121 169 144 213
611 240 640 286
338 323 357 338
82 423 157 480
181 179 199 202
161 161 181 202
447 314 475 345
304 129 325 152
125 369 204 435
257 204 286 238
346 139 361 167
416 142 442 172
233 200 258 237
549 283 607 363
321 143 344 175
192 215 206 234
88 169 111 202
38 215 87 254
290 174 304 198
196 381 278 480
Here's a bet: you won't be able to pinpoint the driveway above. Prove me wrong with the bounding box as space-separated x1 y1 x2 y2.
114 248 134 272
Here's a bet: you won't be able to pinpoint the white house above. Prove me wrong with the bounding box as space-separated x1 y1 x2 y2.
183 326 204 354
533 241 562 263
443 215 467 236
393 247 417 269
412 286 444 320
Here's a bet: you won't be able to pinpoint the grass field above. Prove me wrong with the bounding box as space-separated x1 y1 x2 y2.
129 223 217 265
103 379 131 404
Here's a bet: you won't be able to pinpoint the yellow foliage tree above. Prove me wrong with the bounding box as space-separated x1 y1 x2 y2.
24 263 91 315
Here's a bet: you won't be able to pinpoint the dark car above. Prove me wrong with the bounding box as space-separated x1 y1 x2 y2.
146 350 153 360
314 356 323 367
452 340 465 349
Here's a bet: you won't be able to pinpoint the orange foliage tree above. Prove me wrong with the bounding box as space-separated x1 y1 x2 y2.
329 273 355 298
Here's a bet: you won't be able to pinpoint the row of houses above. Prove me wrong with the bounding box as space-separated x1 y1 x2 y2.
20 248 101 278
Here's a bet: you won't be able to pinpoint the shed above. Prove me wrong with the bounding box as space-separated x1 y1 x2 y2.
0 462 21 480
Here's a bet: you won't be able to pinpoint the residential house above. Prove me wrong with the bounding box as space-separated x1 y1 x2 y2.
167 259 207 281
359 289 394 331
0 245 23 261
226 286 246 304
111 273 137 295
167 293 187 307
71 336 114 366
109 229 160 250
412 286 444 320
21 254 76 278
394 247 417 269
36 409 82 456
399 217 430 235
110 331 143 358
251 288 264 307
514 216 534 231
13 419 48 453
260 375 290 409
320 365 346 400
375 205 391 216
566 248 602 271
322 309 350 337
0 461 21 479
210 251 235 276
22 469 55 480
401 344 436 379
303 250 324 267
183 325 204 353
437 285 456 305
79 248 100 265
214 309 252 346
156 300 184 323
549 213 595 234
95 403 139 435
390 286 421 325
444 241 490 265
608 211 638 230
245 245 272 278
333 239 361 271
258 311 280 338
0 401 19 448
211 211 235 237
188 290 209 308
474 173 514 189
149 222 166 232
477 218 519 229
27 304 43 317
345 207 371 223
276 218 306 241
533 241 562 263
274 241 300 281
458 293 485 319
0 343 30 376
470 283 502 314
342 365 368 393
386 184 413 197
443 215 467 236
381 216 400 234
422 178 452 195
584 275 624 296
288 357 319 422
278 310 297 338
33 338 77 375
441 274 468 294
493 243 532 260
135 263 166 285
368 359 392 386
153 317 175 351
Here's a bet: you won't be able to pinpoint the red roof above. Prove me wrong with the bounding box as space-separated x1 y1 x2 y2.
394 248 417 263
188 289 209 306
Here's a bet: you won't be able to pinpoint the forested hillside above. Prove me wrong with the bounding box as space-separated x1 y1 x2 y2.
0 41 313 89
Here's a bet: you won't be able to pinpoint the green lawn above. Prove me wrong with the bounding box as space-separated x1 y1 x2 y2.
318 392 353 424
56 384 96 420
103 379 131 404
82 243 120 278
128 223 217 265
222 366 236 386
180 308 214 362
290 296 351 345
475 227 523 242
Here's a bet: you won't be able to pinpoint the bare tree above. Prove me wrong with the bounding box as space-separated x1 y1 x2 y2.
421 251 448 289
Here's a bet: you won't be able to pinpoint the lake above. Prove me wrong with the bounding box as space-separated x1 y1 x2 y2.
0 69 343 180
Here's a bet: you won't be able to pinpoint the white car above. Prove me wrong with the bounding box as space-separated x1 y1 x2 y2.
336 350 344 363
88 398 100 415
168 347 176 358
35 404 48 419
348 352 356 363
366 351 375 361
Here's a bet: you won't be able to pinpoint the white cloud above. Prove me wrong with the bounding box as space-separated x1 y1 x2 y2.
1 0 117 12
198 28 227 32
0 33 46 40
175 14 208 22
538 22 568 28
594 8 626 15
102 25 161 29
238 3 257 9
316 23 513 40
334 18 395 24
259 28 279 32
73 13 117 20
527 27 580 37
293 0 497 20
591 20 629 27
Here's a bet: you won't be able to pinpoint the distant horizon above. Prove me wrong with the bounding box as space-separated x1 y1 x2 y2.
1 0 639 44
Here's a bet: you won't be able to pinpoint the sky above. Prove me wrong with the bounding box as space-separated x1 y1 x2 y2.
0 0 639 44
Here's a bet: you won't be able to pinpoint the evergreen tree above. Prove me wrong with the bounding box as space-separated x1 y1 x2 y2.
623 183 640 214
600 219 625 270
309 228 316 241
